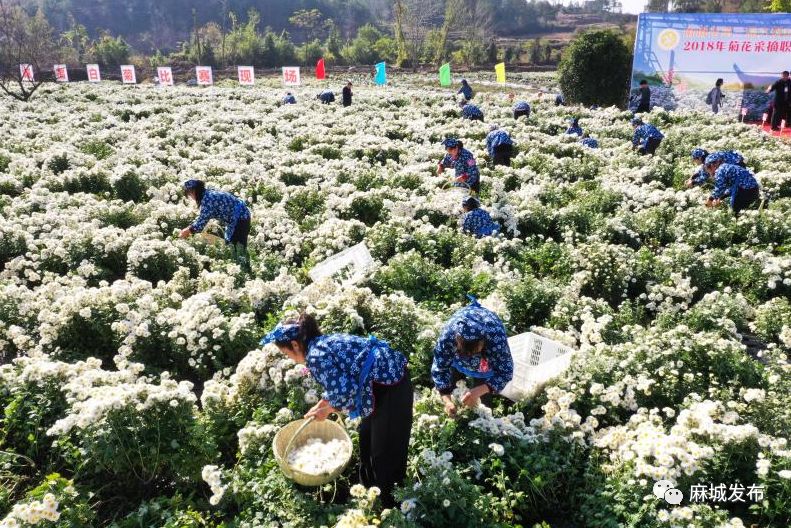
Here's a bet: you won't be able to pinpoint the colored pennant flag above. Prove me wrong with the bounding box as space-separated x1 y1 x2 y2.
374 61 386 85
495 62 506 84
439 63 451 87
316 58 326 80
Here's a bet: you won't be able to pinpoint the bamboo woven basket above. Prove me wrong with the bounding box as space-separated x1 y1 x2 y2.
272 417 352 486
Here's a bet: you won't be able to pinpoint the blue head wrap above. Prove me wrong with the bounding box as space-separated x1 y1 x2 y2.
442 137 460 148
691 148 708 161
630 117 643 126
183 179 202 190
260 323 300 345
704 152 723 166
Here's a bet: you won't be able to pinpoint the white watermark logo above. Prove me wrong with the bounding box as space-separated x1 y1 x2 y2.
653 480 683 505
653 481 766 505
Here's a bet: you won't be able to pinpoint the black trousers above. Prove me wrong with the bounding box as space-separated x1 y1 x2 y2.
492 144 513 167
731 187 760 215
636 102 650 113
771 102 787 129
513 109 530 120
229 217 250 246
359 375 413 508
638 137 662 156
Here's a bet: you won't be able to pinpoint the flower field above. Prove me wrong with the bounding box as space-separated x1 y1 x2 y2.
1 73 791 528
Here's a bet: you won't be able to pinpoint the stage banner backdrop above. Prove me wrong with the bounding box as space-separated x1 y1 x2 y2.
631 13 791 118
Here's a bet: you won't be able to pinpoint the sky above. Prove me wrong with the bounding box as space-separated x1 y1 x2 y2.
555 0 648 14
619 0 648 14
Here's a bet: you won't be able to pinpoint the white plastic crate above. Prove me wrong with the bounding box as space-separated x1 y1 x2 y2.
500 332 576 402
308 242 374 287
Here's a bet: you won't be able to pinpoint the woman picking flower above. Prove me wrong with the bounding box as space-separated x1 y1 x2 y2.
461 196 499 238
260 313 413 507
437 138 481 193
432 296 513 417
179 179 252 273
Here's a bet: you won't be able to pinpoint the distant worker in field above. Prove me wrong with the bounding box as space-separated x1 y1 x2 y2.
555 93 565 106
461 197 500 238
438 138 481 193
458 79 474 102
342 81 353 107
636 79 651 113
685 148 746 188
179 179 252 273
486 124 515 167
579 132 599 149
704 153 761 215
630 117 664 156
317 89 335 104
282 92 297 104
707 78 725 114
765 70 790 131
460 100 484 121
565 117 583 136
432 295 513 416
513 100 531 120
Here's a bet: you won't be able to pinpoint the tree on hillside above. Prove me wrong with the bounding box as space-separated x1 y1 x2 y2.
558 29 632 107
0 0 58 101
392 0 442 68
768 0 791 12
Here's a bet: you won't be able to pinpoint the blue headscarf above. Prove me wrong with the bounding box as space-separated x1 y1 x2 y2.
630 117 643 126
704 152 723 166
455 295 485 341
183 179 203 190
691 148 709 161
260 323 300 345
442 137 461 148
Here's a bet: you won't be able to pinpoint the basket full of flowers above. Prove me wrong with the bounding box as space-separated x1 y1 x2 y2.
273 417 353 486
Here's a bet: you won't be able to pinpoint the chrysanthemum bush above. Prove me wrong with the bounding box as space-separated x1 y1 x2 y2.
1 74 790 527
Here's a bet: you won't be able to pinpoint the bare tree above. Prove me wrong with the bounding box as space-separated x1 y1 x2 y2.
391 0 441 68
0 0 58 101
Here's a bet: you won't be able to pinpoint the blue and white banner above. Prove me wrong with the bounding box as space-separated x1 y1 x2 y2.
631 13 791 117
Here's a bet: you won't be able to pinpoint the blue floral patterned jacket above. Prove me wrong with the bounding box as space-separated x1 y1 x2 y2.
513 101 530 112
458 84 473 100
565 125 583 136
691 151 745 186
306 334 408 419
631 124 664 148
462 208 499 238
432 299 513 395
485 130 514 157
711 164 759 206
580 137 599 148
441 148 480 189
461 105 484 120
190 188 251 243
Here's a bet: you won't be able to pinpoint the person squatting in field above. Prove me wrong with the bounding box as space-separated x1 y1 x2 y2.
438 137 481 193
179 179 252 273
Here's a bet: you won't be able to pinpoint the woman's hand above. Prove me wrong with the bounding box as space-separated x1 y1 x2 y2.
684 178 694 188
705 197 721 208
461 385 490 409
441 395 457 417
437 163 444 175
179 227 192 239
305 399 335 421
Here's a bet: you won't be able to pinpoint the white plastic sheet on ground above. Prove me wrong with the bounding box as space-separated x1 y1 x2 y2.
308 242 374 287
